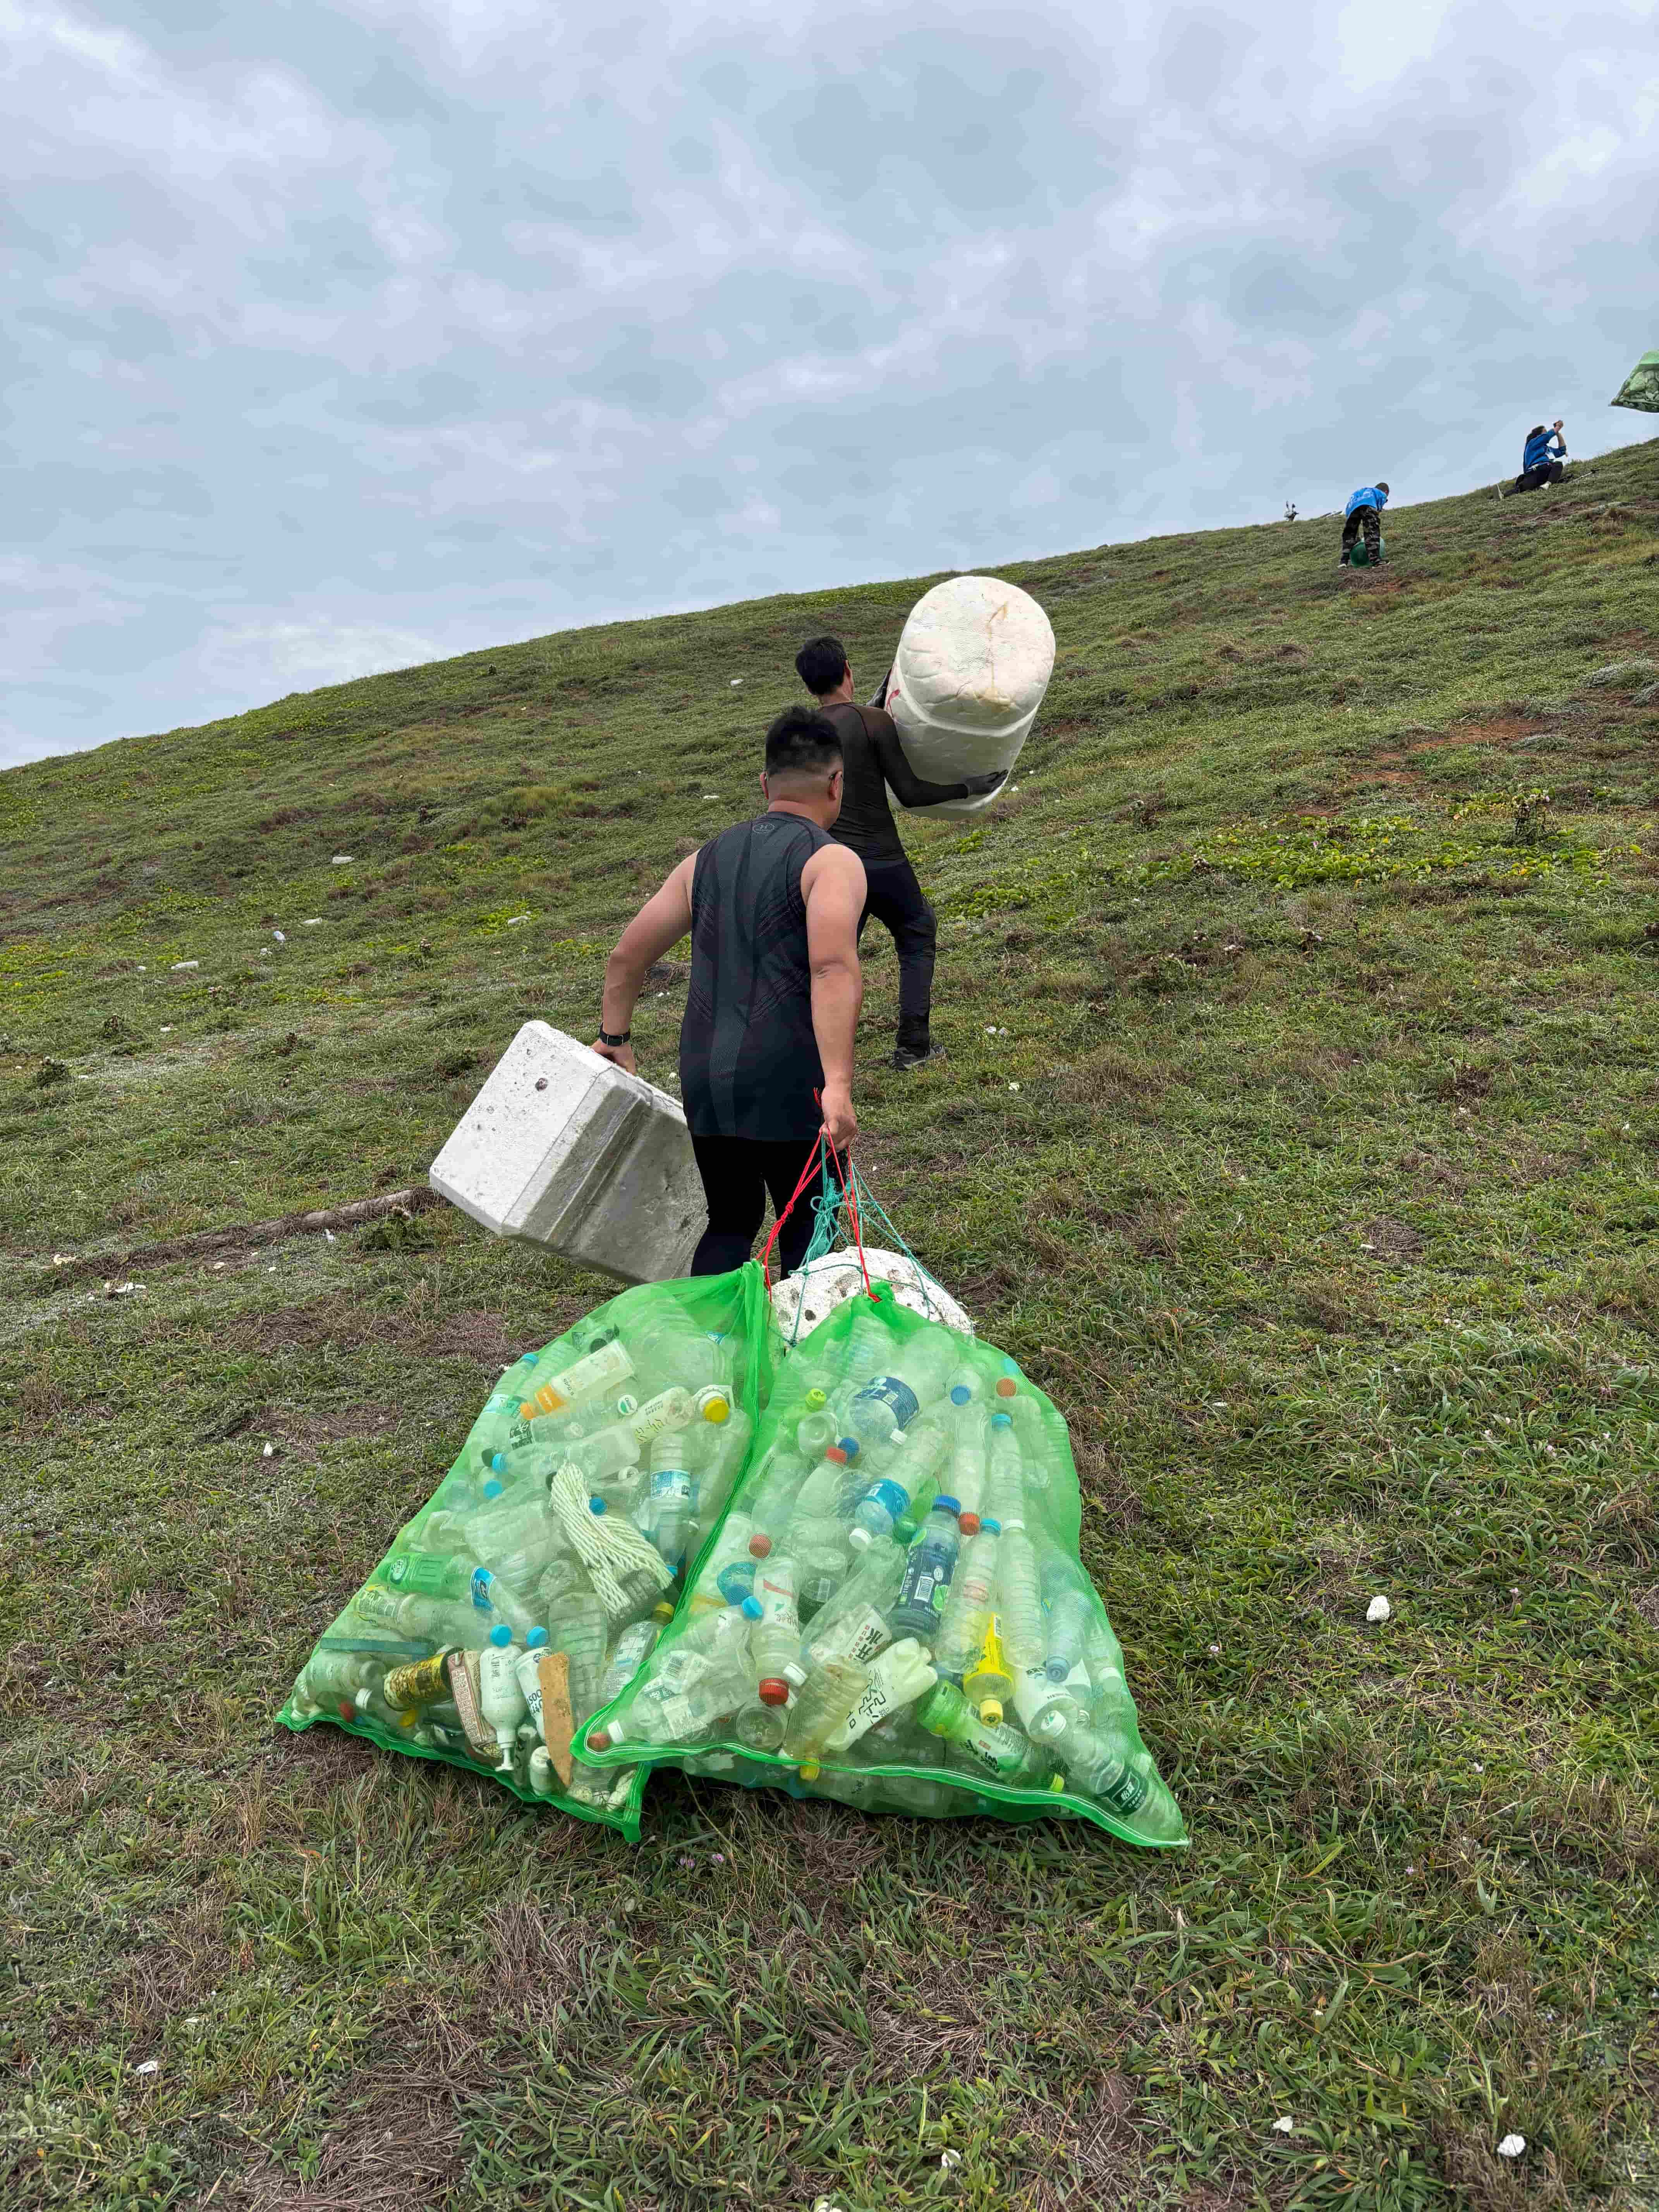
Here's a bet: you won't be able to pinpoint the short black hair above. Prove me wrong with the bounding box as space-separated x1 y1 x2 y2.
795 635 848 697
1526 425 1545 441
1376 480 1390 494
765 704 842 783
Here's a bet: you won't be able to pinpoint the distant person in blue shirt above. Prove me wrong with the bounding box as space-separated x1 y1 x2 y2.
1339 483 1389 568
1500 420 1567 498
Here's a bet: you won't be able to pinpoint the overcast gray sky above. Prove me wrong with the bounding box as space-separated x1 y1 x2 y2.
3 0 1656 768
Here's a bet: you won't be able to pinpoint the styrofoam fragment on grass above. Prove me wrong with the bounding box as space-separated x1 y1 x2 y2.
331 854 354 864
1498 2134 1526 2159
1366 1594 1392 1623
1272 2115 1293 2134
171 959 198 970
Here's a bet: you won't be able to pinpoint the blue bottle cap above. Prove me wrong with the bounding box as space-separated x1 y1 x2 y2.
526 1626 549 1649
522 1352 537 1366
483 1478 504 1500
991 1411 1013 1430
934 1494 961 1516
589 1496 606 1515
950 1384 972 1405
489 1452 506 1473
838 1436 860 1458
1001 1357 1018 1375
980 1516 1002 1535
489 1623 514 1648
740 1595 764 1620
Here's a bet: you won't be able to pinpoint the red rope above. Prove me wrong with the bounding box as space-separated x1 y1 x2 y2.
820 1123 875 1300
760 1131 831 1292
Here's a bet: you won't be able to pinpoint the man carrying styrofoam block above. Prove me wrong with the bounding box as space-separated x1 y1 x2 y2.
591 706 866 1279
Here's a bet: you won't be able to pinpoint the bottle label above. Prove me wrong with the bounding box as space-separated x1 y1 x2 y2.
630 1388 693 1443
649 1467 692 1507
470 1568 496 1612
857 1377 920 1430
810 1603 890 1669
715 1559 757 1603
528 1338 635 1416
861 1478 907 1522
383 1654 452 1709
897 1546 954 1621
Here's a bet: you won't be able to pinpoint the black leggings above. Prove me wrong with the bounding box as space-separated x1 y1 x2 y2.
1511 460 1565 494
688 1132 844 1278
859 856 937 1034
1341 505 1382 558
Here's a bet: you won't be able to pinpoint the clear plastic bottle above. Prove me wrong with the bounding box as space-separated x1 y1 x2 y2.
1041 1555 1094 1684
478 1640 528 1769
830 1374 917 1446
742 1447 810 1558
293 1647 377 1716
520 1333 634 1419
785 1444 861 1538
931 1518 1001 1680
985 1412 1024 1534
352 1582 495 1650
848 1414 948 1551
751 1554 801 1705
947 1396 988 1534
688 1515 760 1612
791 1517 851 1619
598 1654 752 1748
596 1607 672 1708
800 1535 904 1671
890 1496 961 1641
735 1697 788 1752
995 1528 1045 1673
653 1599 761 1696
544 1588 611 1725
632 1317 733 1397
1018 1692 1150 1818
645 1430 696 1571
781 1653 869 1762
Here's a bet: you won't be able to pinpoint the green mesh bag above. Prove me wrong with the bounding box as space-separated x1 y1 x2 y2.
576 1175 1185 1847
1611 350 1659 413
277 1264 772 1839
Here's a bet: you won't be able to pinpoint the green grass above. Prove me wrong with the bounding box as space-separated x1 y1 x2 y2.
5 446 1659 2209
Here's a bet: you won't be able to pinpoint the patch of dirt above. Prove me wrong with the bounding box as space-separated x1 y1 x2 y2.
1358 1216 1426 1261
1415 716 1554 750
219 2081 465 2212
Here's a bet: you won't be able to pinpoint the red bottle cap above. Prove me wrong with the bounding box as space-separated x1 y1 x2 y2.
587 1728 613 1753
758 1678 789 1706
959 1511 982 1535
749 1532 773 1558
825 1444 849 1464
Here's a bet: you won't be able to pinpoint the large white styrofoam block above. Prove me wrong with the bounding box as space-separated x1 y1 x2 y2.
883 574 1056 820
429 1021 703 1284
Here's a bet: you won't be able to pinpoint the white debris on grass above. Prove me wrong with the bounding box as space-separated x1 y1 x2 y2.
331 855 354 865
133 2059 160 2076
506 914 532 926
302 917 324 926
1271 2115 1294 2134
1498 2134 1526 2159
171 959 198 971
1366 1594 1392 1623
271 928 285 943
939 2147 962 2170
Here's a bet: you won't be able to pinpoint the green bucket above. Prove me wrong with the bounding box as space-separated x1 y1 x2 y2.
1345 534 1386 568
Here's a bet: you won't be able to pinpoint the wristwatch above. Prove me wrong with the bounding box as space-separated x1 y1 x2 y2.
597 1026 631 1047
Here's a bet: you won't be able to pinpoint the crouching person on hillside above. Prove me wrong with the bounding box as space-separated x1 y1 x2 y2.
1502 421 1567 498
1339 482 1389 567
592 706 866 1278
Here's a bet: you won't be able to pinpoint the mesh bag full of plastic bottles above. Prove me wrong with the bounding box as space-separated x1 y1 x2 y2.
576 1263 1187 1847
277 1263 772 1838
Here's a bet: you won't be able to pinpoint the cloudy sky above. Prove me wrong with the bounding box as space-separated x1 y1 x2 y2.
3 0 1656 768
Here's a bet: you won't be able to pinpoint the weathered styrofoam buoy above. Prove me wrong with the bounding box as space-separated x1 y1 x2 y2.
772 1245 975 1343
882 574 1056 819
429 1021 703 1283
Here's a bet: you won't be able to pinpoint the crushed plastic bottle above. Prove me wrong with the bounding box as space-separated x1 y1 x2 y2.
917 1678 1059 1787
800 1535 904 1671
521 1333 633 1419
825 1637 937 1751
1041 1554 1094 1683
545 1588 610 1724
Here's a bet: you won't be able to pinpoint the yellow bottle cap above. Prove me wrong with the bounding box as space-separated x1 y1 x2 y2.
980 1700 1003 1725
798 1760 821 1782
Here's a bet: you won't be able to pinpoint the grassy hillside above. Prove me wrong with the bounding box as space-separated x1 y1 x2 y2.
4 442 1659 2210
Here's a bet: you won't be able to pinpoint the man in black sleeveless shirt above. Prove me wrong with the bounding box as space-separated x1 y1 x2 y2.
592 707 866 1276
795 634 1003 1069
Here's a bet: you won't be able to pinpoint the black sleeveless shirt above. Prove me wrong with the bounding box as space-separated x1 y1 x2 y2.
679 812 833 1140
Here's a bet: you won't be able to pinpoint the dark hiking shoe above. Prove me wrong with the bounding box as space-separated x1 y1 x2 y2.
891 1036 938 1071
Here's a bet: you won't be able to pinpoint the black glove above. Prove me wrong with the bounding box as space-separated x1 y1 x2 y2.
963 770 1008 797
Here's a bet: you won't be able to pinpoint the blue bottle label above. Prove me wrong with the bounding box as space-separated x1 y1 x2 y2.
858 1377 920 1429
470 1568 495 1611
863 1478 907 1522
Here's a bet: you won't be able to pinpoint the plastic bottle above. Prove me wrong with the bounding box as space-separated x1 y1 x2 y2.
644 1430 696 1571
985 1411 1024 1534
597 1654 752 1748
946 1391 988 1535
963 1615 1014 1723
512 1629 552 1742
633 1317 733 1395
478 1640 528 1769
351 1582 495 1650
833 1373 921 1447
1041 1555 1094 1684
848 1414 948 1551
916 1678 1060 1786
527 1744 558 1798
791 1517 851 1619
742 1447 810 1558
825 1638 938 1751
735 1698 788 1752
688 1515 761 1612
751 1554 801 1706
292 1647 377 1717
800 1535 904 1671
521 1333 634 1419
785 1444 862 1537
781 1653 870 1764
890 1497 961 1641
1016 1687 1150 1817
595 1607 671 1709
931 1518 1001 1680
544 1589 611 1725
653 1600 761 1697
795 1391 838 1460
994 1527 1045 1674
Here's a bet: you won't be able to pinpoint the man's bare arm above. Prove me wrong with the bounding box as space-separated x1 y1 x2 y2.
593 855 695 1074
803 843 866 1147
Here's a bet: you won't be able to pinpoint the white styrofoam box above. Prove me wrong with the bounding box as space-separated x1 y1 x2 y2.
429 1021 703 1284
772 1245 975 1344
883 574 1056 819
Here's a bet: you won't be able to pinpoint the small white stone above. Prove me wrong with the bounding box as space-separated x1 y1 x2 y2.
170 959 198 971
730 677 743 686
1008 1082 1020 1092
133 2059 160 2076
506 914 531 926
1497 2133 1526 2159
1366 1594 1392 1623
1271 2114 1293 2134
331 855 354 865
263 1442 275 1457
